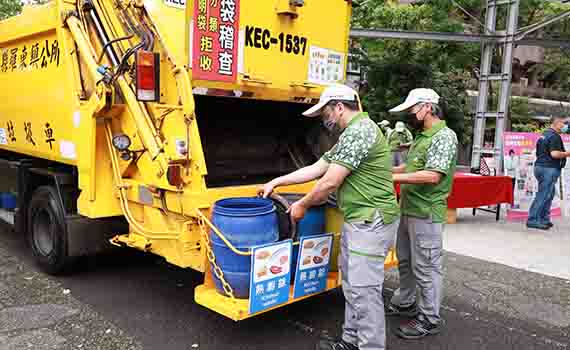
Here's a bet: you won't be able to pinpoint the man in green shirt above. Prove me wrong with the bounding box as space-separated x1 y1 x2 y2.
387 121 414 165
260 84 400 350
378 120 392 136
385 88 458 340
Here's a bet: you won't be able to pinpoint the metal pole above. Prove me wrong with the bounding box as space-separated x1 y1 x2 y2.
494 0 520 175
349 29 570 49
349 29 503 43
471 0 497 170
516 9 570 40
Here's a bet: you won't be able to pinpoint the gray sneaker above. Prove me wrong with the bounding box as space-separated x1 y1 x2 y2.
317 339 359 350
385 302 419 317
394 317 444 339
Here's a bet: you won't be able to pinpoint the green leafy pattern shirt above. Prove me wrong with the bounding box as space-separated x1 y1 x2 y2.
323 113 400 224
425 128 458 173
388 129 413 151
400 121 458 223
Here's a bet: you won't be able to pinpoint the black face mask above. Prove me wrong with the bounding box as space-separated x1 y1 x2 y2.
408 113 424 131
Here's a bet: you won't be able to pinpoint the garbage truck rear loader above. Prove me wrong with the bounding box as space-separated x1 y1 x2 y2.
0 0 397 320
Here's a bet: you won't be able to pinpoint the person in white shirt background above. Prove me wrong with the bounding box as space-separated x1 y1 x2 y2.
504 149 520 209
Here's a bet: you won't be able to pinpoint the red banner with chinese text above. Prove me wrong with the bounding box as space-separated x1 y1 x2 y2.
192 0 240 82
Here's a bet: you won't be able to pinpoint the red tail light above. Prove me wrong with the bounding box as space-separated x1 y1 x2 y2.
167 164 184 187
136 50 160 101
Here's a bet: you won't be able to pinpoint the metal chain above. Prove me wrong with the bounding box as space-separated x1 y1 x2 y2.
197 217 236 300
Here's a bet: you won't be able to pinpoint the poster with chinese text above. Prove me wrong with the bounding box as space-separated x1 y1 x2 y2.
560 135 570 216
192 0 240 82
503 132 565 220
307 46 345 85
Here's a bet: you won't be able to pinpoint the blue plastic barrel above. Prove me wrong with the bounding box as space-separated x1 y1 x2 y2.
280 194 326 278
210 197 279 298
0 193 17 210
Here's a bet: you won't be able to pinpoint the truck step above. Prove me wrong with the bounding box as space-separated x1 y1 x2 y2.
0 208 15 226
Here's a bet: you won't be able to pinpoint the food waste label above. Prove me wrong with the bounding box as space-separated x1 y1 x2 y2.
249 240 292 314
293 234 333 299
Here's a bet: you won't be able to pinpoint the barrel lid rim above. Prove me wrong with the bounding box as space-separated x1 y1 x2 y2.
213 197 276 217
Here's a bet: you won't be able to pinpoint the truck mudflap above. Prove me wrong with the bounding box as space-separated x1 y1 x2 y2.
194 205 398 321
66 215 128 257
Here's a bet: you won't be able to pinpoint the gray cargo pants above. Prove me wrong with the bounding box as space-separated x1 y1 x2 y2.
390 215 444 324
340 213 399 350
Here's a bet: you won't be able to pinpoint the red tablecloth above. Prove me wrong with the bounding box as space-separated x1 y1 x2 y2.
447 173 513 208
396 173 514 209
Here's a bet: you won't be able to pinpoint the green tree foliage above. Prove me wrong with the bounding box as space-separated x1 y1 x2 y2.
352 1 477 142
529 2 570 94
351 0 570 142
0 0 22 20
0 0 51 21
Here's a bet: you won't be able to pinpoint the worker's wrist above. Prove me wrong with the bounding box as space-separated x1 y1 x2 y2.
270 178 283 188
296 196 310 209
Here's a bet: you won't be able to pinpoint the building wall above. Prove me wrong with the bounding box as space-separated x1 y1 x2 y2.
514 46 545 66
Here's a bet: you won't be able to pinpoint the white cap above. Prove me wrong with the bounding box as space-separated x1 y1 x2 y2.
395 121 405 132
389 88 440 113
303 84 359 117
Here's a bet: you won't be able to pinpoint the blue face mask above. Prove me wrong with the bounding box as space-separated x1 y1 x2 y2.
323 116 336 132
562 124 569 133
322 106 341 133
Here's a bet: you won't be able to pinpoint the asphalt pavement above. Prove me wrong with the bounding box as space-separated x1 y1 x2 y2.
0 221 569 350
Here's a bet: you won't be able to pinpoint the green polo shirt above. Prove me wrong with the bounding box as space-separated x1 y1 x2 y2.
322 113 399 224
400 121 458 223
388 129 413 152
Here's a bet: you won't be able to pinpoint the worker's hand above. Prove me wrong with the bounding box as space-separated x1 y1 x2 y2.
392 164 406 174
392 173 403 183
288 201 307 222
258 181 277 198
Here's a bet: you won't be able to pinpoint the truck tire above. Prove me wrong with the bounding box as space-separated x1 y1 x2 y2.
27 186 75 275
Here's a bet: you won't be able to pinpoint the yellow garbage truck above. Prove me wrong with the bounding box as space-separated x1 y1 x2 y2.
0 0 396 320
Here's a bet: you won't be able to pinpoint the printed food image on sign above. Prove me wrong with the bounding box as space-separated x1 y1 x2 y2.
191 0 240 82
299 237 331 269
249 240 292 314
253 245 290 283
293 234 333 299
307 46 345 85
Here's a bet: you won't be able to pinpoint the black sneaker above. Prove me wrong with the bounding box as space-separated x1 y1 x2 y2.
526 222 549 230
546 222 554 228
394 317 444 339
385 302 419 317
316 339 359 350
